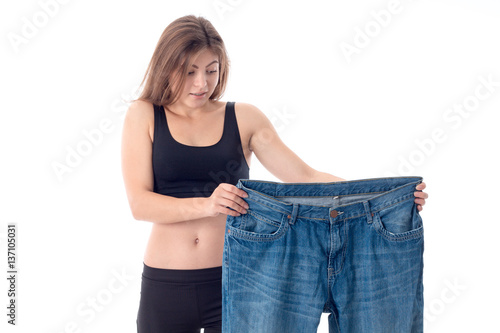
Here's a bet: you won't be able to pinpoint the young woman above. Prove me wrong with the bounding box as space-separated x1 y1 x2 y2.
121 15 428 333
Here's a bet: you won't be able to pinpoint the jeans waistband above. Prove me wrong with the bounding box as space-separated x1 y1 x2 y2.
237 177 423 223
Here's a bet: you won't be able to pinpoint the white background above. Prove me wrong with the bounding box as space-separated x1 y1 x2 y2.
1 0 499 332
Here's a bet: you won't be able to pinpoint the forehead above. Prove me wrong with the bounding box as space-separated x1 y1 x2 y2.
190 48 219 65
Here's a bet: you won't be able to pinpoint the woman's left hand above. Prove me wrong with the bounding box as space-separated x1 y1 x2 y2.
414 182 428 212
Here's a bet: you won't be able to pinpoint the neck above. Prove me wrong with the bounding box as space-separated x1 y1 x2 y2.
167 100 212 117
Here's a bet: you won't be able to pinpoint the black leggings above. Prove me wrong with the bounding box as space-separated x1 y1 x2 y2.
137 263 222 333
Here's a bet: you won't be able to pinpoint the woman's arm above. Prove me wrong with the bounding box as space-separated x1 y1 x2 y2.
238 103 343 183
238 103 427 210
121 101 248 224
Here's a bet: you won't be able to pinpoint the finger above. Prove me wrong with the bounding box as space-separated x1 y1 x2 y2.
220 199 248 214
414 191 429 199
415 182 426 191
224 193 249 209
221 207 241 217
219 189 249 209
417 205 423 212
221 183 248 198
414 198 426 206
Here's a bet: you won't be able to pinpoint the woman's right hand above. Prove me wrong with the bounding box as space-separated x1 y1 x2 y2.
205 183 249 217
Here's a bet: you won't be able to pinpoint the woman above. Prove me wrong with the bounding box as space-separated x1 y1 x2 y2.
121 15 428 332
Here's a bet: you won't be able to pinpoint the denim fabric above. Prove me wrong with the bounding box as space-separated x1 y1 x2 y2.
222 177 424 333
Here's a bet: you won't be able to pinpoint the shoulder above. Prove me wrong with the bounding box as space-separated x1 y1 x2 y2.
232 102 276 149
126 99 155 121
233 102 270 126
123 99 156 141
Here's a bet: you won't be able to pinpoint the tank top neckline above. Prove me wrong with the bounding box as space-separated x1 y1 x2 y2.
160 102 228 149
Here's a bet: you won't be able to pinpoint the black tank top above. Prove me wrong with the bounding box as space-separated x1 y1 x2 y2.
152 101 250 198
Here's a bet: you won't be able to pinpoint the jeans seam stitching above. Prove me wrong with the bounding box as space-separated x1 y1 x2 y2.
330 221 348 276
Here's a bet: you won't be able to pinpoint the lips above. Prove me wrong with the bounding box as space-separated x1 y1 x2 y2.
190 92 207 96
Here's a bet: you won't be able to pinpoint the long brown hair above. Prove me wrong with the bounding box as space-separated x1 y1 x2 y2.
134 15 230 107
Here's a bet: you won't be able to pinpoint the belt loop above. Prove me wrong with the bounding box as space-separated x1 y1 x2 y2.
288 204 299 225
363 201 373 224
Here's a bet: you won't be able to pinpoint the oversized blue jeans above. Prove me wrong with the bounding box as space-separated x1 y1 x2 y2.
222 177 424 332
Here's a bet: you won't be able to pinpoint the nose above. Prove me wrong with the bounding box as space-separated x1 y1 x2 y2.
193 71 207 88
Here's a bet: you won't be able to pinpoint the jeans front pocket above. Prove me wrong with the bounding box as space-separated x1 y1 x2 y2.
227 208 289 242
373 197 424 242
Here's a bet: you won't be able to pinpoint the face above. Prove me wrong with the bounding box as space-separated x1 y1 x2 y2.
173 48 220 109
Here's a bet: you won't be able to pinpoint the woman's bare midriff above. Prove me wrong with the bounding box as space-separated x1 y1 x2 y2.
143 214 227 269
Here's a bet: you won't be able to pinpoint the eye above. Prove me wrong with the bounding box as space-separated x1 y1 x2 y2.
207 70 218 74
187 71 194 75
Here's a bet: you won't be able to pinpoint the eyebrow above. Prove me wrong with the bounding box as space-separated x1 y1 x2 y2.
191 60 219 69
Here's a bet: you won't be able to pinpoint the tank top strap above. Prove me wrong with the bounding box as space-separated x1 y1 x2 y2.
153 103 170 144
222 101 238 141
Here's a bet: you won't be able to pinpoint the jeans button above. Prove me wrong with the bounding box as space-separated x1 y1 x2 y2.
330 210 338 218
